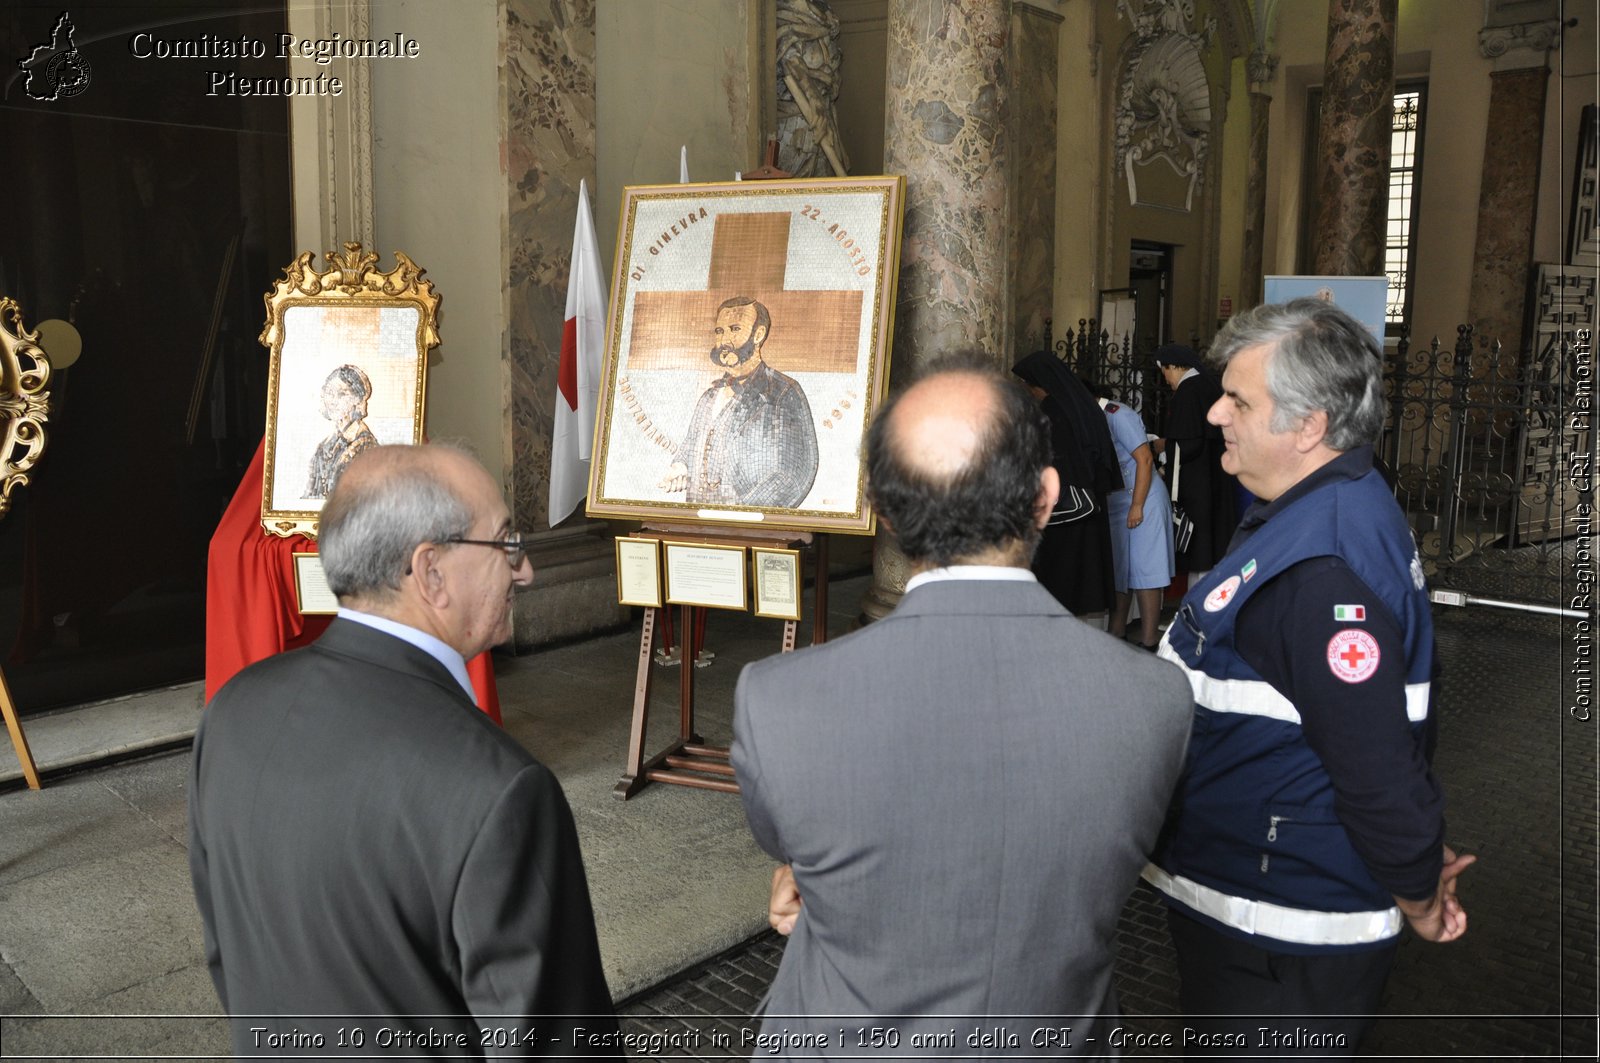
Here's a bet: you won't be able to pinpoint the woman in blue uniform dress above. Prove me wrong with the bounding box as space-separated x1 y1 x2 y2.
1095 387 1175 649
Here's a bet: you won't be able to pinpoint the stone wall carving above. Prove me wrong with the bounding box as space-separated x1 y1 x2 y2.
777 0 851 177
1114 0 1217 212
1478 20 1562 60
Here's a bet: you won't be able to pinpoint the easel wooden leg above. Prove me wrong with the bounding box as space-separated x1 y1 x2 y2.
614 607 658 799
813 533 829 645
691 606 714 667
0 666 42 790
617 529 832 800
680 604 704 744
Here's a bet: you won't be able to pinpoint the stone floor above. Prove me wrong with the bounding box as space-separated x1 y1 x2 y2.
616 603 1597 1059
0 591 1594 1060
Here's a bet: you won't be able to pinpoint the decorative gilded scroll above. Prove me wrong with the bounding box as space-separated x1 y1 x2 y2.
0 298 52 520
258 243 440 538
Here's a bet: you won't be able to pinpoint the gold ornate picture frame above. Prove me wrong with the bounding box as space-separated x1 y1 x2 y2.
258 243 439 538
586 177 904 535
0 298 51 521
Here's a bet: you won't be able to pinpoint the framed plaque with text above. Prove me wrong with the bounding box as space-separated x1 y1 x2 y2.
751 546 802 621
664 541 747 611
292 553 339 615
615 537 664 608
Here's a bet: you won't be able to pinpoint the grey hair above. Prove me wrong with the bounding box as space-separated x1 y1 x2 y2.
1209 297 1386 450
318 444 474 601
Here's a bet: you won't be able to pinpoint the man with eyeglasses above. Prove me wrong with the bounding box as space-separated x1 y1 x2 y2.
190 444 620 1057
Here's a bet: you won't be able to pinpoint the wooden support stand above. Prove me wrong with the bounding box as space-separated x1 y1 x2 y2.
615 530 829 800
1 666 42 790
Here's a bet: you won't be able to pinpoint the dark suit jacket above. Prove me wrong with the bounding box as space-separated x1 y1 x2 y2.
189 619 618 1058
732 578 1193 1055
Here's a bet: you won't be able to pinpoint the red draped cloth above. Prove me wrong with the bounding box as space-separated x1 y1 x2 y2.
204 440 502 723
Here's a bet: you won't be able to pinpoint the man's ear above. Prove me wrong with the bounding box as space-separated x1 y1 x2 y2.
408 542 450 608
752 324 769 348
1035 466 1061 530
1295 409 1330 453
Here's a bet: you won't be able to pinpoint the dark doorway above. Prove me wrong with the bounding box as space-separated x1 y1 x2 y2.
1129 241 1173 353
1 2 293 712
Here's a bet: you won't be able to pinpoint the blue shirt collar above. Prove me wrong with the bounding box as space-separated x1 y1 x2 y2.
335 607 476 703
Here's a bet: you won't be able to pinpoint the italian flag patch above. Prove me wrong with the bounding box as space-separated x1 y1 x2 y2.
1333 604 1367 622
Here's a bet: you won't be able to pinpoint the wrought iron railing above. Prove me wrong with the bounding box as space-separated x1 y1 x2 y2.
1388 325 1590 605
1041 317 1592 607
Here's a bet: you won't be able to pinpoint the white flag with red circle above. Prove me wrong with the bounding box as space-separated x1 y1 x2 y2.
549 178 607 526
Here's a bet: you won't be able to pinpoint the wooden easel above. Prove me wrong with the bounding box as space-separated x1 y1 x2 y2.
615 526 829 800
1 670 41 790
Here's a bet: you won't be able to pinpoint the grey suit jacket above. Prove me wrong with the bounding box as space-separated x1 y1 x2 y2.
732 578 1192 1055
189 619 618 1058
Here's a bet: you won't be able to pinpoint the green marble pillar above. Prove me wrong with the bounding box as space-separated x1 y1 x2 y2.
1240 51 1277 309
1309 0 1397 277
1467 67 1551 362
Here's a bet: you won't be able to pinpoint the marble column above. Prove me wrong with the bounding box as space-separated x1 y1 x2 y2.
505 0 627 648
1010 2 1061 359
860 0 1011 624
1309 0 1397 277
286 0 373 255
1466 12 1561 363
1239 50 1277 310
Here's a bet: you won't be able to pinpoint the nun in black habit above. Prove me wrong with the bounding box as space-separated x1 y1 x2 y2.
1011 351 1123 617
1155 343 1238 576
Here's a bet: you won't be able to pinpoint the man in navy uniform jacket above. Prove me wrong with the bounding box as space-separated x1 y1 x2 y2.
1147 299 1473 1055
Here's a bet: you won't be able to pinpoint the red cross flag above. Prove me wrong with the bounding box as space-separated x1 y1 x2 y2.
549 178 608 526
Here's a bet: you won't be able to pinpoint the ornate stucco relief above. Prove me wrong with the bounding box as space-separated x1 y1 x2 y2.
1113 0 1216 212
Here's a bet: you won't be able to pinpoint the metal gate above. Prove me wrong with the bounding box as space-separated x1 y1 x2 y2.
1385 322 1593 613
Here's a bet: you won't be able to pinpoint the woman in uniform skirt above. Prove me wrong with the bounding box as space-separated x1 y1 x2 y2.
1091 385 1175 650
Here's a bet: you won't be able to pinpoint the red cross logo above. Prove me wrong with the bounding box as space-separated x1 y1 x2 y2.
1204 575 1243 613
1327 629 1380 683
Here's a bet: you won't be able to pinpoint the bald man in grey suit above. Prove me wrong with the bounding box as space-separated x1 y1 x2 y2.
731 355 1193 1056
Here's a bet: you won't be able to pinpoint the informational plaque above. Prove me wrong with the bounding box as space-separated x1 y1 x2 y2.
615 537 664 608
751 547 802 621
664 541 747 611
1263 275 1387 340
292 553 339 615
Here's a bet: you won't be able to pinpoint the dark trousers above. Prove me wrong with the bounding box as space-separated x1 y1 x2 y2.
1167 908 1397 1058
